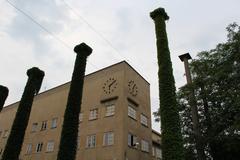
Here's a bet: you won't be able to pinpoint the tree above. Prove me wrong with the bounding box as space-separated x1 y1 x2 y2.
57 43 92 160
150 8 184 160
2 67 44 160
177 23 240 159
0 85 9 112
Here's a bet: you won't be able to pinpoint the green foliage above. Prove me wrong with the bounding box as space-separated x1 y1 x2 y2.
0 85 9 112
177 23 240 159
150 8 184 160
57 43 92 160
2 67 44 160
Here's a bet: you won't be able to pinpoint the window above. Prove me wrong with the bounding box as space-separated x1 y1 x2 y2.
26 143 32 154
31 123 38 132
105 104 115 117
156 148 162 159
86 134 96 148
77 136 80 149
0 148 3 155
128 133 137 147
51 118 58 129
0 131 2 137
128 106 136 119
152 146 155 156
46 141 54 152
103 132 114 146
79 113 83 122
36 142 43 153
41 121 47 131
89 109 98 120
141 140 149 152
3 130 8 138
140 114 148 127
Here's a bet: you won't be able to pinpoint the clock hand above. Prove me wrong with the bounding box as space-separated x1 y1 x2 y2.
108 80 116 89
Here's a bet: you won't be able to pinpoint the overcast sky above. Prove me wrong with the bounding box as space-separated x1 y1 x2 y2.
1 0 240 131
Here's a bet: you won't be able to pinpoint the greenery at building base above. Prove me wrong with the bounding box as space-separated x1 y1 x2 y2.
0 85 9 112
177 23 240 160
2 67 44 160
57 43 92 160
150 8 184 160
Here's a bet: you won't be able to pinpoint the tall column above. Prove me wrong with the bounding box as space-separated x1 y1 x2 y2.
57 43 92 160
179 53 206 160
2 67 44 160
150 8 184 160
0 85 9 112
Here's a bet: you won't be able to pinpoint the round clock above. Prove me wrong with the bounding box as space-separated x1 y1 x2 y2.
128 80 138 96
103 78 118 94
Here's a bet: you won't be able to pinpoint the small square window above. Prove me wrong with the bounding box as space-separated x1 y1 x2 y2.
140 114 148 127
36 142 43 153
103 132 114 146
141 139 149 152
89 109 98 120
26 143 32 154
46 141 54 152
105 104 115 117
128 105 136 119
86 134 96 148
128 133 137 147
31 123 38 132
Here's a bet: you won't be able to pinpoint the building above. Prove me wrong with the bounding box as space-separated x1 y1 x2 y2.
0 61 161 160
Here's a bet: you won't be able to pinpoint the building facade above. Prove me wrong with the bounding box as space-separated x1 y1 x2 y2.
0 61 161 160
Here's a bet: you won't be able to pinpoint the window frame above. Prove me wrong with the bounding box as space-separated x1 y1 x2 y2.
103 131 114 146
46 140 55 152
51 118 58 129
86 134 96 148
89 109 98 120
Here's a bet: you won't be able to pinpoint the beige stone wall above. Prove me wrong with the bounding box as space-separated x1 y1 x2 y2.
0 61 157 160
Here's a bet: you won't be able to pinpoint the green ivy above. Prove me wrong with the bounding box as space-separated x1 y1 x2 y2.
57 43 92 160
0 85 9 112
150 8 184 160
2 67 44 160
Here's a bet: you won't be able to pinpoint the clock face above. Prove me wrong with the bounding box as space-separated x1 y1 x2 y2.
103 78 118 94
128 80 138 96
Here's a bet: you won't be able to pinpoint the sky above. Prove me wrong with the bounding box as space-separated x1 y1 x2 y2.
1 0 240 132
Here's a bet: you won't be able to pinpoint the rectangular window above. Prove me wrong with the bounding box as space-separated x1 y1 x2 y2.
31 123 38 132
0 131 2 138
41 121 47 131
79 113 83 122
128 106 136 119
152 146 155 156
86 134 96 148
46 141 54 152
141 140 149 152
51 118 58 129
105 104 115 117
36 142 43 153
103 132 114 146
3 130 8 138
26 143 32 154
156 148 162 158
0 148 2 155
128 133 137 147
89 109 98 120
140 114 148 127
77 136 80 149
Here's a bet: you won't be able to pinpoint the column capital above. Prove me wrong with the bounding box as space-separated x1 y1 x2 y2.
150 8 169 21
179 53 192 62
74 43 92 57
27 67 45 78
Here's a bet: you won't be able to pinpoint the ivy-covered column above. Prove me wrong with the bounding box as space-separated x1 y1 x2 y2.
57 43 92 160
2 67 44 160
150 8 184 160
0 85 9 112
